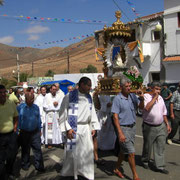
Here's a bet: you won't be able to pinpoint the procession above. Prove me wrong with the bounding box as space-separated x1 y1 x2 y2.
1 0 180 180
1 76 180 180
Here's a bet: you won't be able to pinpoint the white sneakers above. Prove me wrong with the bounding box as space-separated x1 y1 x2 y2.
167 139 172 145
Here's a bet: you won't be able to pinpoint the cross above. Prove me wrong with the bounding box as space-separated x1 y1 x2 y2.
69 103 78 114
67 140 76 150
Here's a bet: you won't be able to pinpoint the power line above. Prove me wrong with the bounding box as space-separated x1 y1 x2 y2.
112 0 132 22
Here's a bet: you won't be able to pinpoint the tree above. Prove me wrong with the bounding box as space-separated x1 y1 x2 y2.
13 72 29 82
80 64 98 73
45 69 55 77
0 77 16 89
20 73 29 82
0 77 8 86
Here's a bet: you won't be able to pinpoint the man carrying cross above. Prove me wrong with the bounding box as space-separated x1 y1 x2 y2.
59 77 100 180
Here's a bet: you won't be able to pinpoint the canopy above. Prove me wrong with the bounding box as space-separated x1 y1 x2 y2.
41 79 75 94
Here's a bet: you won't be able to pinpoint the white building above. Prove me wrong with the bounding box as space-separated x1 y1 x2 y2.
128 12 164 85
163 0 180 83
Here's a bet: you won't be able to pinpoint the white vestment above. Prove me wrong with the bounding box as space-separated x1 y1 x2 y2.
97 95 116 150
34 94 46 144
56 89 65 99
43 93 64 145
59 91 100 180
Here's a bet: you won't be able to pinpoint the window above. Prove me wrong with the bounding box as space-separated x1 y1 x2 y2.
152 30 160 41
178 12 180 28
150 72 160 82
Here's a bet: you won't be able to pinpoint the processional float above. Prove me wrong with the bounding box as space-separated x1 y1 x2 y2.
95 11 145 95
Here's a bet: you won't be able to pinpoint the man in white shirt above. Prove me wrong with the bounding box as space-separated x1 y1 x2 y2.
34 86 47 144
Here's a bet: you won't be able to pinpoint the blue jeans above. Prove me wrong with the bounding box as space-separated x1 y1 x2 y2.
19 129 44 170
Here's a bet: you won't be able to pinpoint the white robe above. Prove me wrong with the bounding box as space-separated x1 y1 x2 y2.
43 93 64 145
97 95 116 150
59 91 100 180
56 89 65 99
34 94 46 144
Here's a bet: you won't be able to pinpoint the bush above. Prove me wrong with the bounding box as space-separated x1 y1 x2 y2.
80 64 98 73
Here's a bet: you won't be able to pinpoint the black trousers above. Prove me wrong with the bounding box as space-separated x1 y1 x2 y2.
168 110 180 140
0 131 18 180
19 129 44 170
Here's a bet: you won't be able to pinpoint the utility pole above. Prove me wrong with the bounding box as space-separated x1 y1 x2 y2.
67 51 70 73
16 54 20 83
32 61 34 77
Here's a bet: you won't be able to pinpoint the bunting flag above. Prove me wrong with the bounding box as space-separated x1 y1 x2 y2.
7 36 94 54
0 13 109 25
127 41 138 51
137 40 144 63
95 48 104 61
127 40 144 63
126 0 141 18
33 33 94 47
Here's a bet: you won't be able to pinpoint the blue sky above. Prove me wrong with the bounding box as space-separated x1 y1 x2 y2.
0 0 164 49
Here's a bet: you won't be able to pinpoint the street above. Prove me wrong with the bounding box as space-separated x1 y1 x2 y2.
13 116 180 180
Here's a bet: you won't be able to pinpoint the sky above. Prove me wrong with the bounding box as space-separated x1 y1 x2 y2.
0 0 164 49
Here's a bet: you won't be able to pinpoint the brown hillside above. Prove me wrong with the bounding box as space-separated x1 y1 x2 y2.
0 37 103 79
0 43 63 69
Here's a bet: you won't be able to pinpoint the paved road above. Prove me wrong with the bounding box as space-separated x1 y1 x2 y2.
13 116 180 180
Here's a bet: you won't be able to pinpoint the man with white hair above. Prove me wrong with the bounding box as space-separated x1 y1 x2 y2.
67 85 74 92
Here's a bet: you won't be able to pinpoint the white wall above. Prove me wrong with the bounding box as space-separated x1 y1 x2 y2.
164 13 180 55
164 0 180 56
139 42 161 85
129 21 162 85
54 73 104 89
164 62 180 83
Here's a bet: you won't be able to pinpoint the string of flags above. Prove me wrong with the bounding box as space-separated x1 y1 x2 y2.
7 37 94 57
54 38 94 56
33 33 94 47
0 13 109 25
126 0 140 18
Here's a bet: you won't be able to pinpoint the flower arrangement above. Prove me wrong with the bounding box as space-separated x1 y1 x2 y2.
123 66 143 83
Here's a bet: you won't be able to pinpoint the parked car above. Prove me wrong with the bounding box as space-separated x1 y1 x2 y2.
11 85 38 92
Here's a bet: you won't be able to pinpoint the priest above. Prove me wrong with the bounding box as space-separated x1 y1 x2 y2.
43 84 64 148
59 77 100 180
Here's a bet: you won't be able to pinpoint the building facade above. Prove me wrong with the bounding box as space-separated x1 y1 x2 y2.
163 0 180 83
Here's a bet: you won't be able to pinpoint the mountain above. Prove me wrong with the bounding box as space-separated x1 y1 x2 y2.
0 37 103 78
0 43 63 68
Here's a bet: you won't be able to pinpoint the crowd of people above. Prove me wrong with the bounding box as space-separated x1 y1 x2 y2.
0 77 180 180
